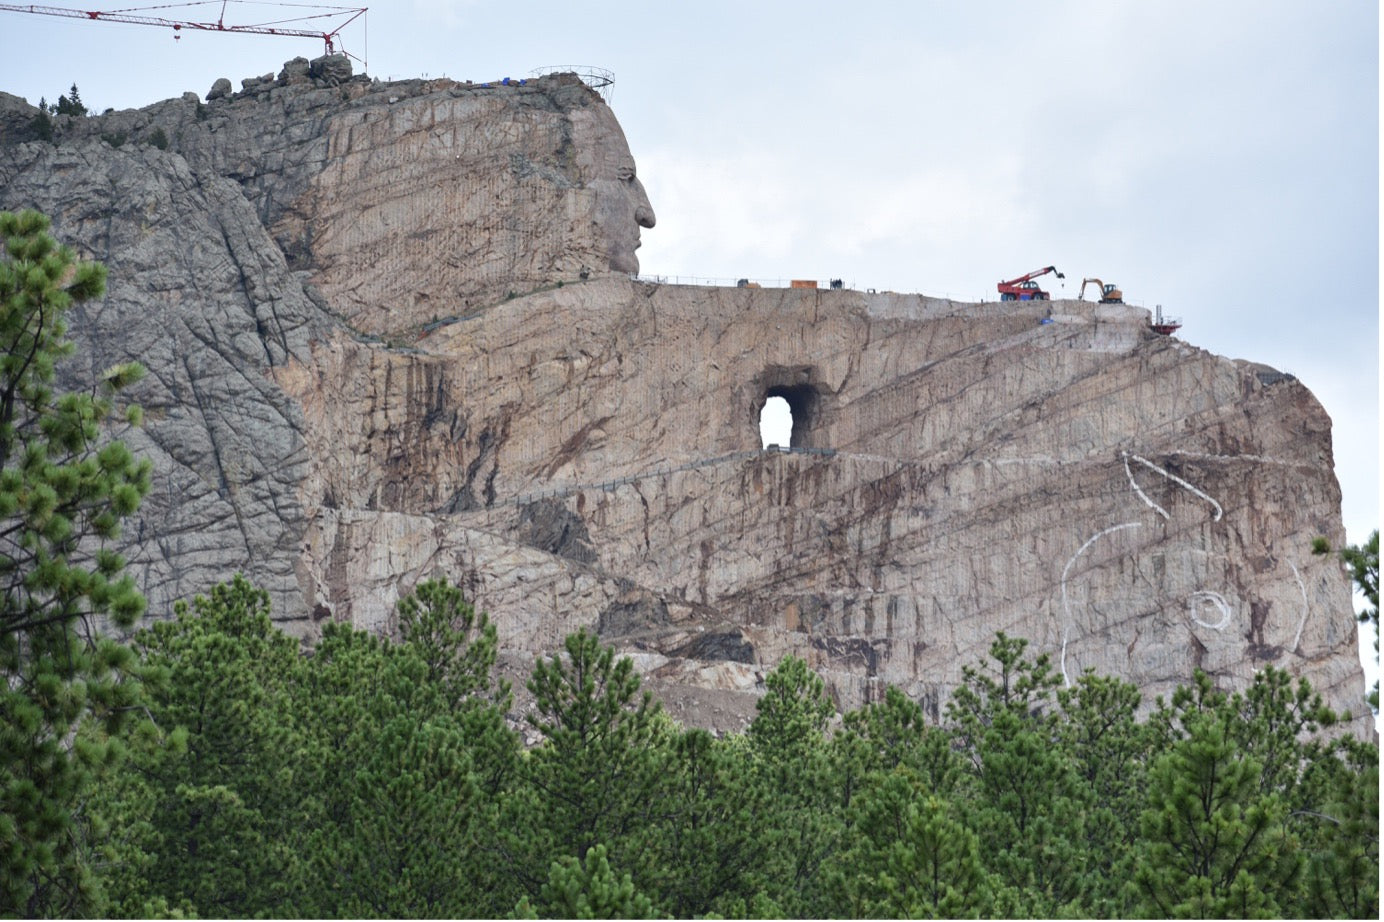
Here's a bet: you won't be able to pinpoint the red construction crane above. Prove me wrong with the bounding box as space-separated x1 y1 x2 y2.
997 265 1064 301
0 2 367 61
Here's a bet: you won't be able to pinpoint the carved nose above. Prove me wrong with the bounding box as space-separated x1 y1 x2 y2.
636 205 656 229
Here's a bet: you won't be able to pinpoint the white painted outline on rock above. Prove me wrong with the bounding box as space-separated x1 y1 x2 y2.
1060 521 1142 687
1122 451 1223 521
1289 562 1308 653
1187 590 1233 630
1123 452 1169 519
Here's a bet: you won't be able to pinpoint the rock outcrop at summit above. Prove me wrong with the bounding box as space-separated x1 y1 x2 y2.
0 58 1368 734
0 61 652 624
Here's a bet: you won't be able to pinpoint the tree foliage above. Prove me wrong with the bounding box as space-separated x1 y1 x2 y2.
396 575 506 705
1344 530 1379 709
0 210 150 916
99 575 302 916
1134 711 1298 917
519 844 662 920
54 84 86 117
1342 530 1379 623
1316 528 1378 709
54 569 1380 920
290 623 485 916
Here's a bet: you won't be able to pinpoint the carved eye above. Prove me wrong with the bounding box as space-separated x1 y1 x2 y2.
617 164 635 182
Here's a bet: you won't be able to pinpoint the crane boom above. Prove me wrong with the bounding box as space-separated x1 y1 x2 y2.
1000 265 1063 287
0 3 367 58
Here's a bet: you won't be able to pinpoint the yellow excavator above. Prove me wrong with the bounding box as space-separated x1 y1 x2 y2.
1079 278 1124 303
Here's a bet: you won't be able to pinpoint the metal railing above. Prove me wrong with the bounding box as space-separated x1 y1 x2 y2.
631 274 986 303
529 65 615 102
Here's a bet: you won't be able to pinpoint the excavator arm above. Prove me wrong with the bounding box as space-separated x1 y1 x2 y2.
1079 278 1123 303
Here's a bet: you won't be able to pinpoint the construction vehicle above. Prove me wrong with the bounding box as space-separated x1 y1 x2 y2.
1079 278 1124 303
997 266 1064 301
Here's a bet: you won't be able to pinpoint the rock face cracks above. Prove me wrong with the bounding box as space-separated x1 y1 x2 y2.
0 60 1368 734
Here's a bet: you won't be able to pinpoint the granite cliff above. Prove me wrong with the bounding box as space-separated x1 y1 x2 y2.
0 56 1368 733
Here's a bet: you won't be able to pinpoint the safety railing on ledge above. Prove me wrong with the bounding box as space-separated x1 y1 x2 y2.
630 274 984 302
529 65 615 102
632 274 853 289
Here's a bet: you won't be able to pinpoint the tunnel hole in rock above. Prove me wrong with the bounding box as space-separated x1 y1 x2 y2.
760 383 818 449
760 396 791 449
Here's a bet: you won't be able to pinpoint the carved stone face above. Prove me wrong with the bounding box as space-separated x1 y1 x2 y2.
572 105 657 275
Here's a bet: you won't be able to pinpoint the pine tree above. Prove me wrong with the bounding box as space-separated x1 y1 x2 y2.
95 575 301 916
506 628 666 902
946 634 1088 915
1055 670 1152 912
29 99 55 144
287 622 495 917
743 655 844 916
518 843 663 919
395 575 506 703
1344 530 1378 708
55 84 86 117
0 210 150 916
826 768 994 917
747 654 834 757
636 727 768 917
395 576 519 803
1314 529 1378 708
1299 734 1378 918
1132 706 1301 917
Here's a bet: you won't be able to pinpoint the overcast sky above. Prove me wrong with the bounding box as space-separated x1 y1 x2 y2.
2 3 1378 566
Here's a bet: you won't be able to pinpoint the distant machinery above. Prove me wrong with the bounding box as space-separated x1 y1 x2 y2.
1079 277 1124 303
1076 278 1183 335
1150 305 1182 336
997 266 1064 301
0 3 368 61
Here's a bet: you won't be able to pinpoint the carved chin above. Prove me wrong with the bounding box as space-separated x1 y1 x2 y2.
609 246 639 275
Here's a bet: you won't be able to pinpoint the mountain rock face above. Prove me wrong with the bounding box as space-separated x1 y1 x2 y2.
0 58 1368 734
